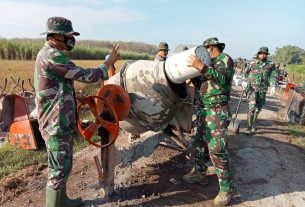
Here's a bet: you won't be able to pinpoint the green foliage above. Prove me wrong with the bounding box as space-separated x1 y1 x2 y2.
73 137 90 152
0 139 92 179
0 38 155 60
271 45 305 65
286 124 305 156
286 64 305 83
286 64 305 74
68 46 151 60
0 38 43 60
0 145 47 179
78 40 158 55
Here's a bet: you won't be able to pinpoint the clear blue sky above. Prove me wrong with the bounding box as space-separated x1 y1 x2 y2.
0 0 304 58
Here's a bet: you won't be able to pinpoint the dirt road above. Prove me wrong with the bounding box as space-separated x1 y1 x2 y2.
1 86 305 207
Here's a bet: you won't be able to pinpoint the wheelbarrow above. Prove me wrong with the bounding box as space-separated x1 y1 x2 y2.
228 90 246 134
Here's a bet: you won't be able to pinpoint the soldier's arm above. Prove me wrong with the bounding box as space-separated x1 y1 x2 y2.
204 63 226 85
46 44 120 83
268 63 277 86
187 54 228 84
47 52 108 83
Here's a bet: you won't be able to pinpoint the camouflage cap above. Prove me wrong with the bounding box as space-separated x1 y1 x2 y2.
41 17 80 36
257 46 270 55
202 37 225 50
158 42 170 51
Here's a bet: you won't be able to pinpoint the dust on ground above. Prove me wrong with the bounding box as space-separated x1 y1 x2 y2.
1 86 305 207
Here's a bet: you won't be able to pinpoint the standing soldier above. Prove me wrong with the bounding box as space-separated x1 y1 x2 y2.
244 46 275 135
35 16 120 207
184 37 235 206
154 42 170 61
235 57 243 75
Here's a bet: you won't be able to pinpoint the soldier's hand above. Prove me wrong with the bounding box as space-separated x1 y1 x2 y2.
187 54 205 72
104 44 121 69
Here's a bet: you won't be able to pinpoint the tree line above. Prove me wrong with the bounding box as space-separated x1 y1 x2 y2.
270 45 305 65
0 38 158 60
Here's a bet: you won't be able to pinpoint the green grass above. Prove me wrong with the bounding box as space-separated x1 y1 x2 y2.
0 105 101 180
286 64 305 84
283 64 305 151
0 136 99 180
0 38 153 60
0 144 47 179
286 124 305 156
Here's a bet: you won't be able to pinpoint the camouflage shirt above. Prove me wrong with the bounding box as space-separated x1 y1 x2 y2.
34 42 108 136
236 60 246 71
245 59 275 91
201 53 234 108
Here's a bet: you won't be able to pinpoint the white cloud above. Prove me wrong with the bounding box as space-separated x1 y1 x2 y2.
0 1 143 38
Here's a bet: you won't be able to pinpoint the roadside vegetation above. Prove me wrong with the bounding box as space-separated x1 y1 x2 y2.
0 38 155 60
0 135 97 179
0 144 47 179
286 64 305 84
271 45 305 84
286 124 305 156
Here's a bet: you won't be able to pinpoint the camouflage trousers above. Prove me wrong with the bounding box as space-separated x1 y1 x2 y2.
191 91 234 192
247 89 266 116
44 133 74 190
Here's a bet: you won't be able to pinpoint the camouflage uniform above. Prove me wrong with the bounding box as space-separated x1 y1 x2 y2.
244 47 275 133
190 38 235 193
235 58 246 75
154 42 169 61
35 17 109 191
269 64 280 87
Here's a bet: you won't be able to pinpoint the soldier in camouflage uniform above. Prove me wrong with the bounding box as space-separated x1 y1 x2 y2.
154 42 169 61
244 46 276 135
184 37 235 206
34 17 120 207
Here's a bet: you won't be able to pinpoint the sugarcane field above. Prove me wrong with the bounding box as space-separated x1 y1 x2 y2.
0 1 305 207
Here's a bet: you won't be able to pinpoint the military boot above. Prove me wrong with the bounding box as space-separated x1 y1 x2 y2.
245 112 254 135
183 167 209 185
213 188 236 206
61 187 82 207
252 111 259 130
46 187 61 207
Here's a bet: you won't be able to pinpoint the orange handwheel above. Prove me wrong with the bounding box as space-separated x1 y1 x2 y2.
77 96 119 148
96 84 131 121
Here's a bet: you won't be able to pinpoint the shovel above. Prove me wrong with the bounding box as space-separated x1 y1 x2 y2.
228 90 245 134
